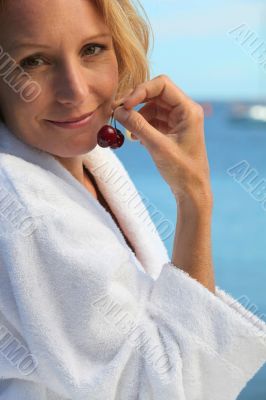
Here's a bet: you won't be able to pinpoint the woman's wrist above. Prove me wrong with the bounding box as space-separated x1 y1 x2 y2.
171 194 215 293
173 184 213 219
170 181 215 293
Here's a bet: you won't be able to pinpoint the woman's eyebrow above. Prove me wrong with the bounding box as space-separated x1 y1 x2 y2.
6 33 112 52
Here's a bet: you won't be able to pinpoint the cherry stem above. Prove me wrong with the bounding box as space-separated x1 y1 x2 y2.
111 102 124 129
112 108 120 130
111 111 114 126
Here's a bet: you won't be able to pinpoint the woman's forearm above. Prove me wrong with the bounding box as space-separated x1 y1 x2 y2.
171 192 215 294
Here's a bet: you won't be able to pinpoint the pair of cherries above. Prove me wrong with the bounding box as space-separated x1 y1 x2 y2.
97 104 125 149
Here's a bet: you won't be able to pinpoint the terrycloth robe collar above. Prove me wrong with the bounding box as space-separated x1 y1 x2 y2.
0 121 170 280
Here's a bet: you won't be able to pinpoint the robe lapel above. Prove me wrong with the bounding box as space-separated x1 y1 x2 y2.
82 146 170 279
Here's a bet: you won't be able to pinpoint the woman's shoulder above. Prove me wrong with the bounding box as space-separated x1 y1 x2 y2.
0 153 49 237
0 151 78 205
0 151 117 243
0 152 57 207
0 151 50 184
0 152 81 239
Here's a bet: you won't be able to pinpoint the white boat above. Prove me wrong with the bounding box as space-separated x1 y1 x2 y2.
230 103 266 123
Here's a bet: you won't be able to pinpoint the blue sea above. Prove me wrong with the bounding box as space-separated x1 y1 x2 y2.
115 101 266 399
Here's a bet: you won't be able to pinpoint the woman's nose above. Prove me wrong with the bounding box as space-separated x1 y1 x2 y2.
54 61 89 107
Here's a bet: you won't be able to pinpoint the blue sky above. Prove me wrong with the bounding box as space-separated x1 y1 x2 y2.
142 0 266 101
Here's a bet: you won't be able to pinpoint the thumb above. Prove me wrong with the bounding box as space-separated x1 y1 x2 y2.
114 106 162 148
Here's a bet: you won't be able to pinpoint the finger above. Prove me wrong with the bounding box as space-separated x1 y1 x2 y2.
137 102 171 124
111 88 135 110
114 106 167 151
125 114 170 141
117 102 170 142
112 95 173 112
149 119 170 135
122 75 190 111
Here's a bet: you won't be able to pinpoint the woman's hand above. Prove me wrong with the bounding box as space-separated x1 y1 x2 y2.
112 75 213 209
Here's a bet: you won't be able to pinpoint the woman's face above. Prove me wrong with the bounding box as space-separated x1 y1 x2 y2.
0 0 119 157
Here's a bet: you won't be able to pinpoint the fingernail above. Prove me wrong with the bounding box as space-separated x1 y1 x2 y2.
115 107 130 121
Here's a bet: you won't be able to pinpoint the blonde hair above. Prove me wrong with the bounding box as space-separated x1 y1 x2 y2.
0 0 154 106
93 0 154 100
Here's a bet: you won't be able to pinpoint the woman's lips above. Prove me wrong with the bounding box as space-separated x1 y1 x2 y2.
46 111 95 129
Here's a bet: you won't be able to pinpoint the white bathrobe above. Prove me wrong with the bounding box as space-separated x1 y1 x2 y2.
0 120 265 400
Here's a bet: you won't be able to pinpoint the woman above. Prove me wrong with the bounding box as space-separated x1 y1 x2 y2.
0 0 265 399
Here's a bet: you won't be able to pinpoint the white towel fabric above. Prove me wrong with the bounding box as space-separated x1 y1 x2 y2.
0 120 265 400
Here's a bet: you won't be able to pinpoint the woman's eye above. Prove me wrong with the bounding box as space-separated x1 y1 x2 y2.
19 44 107 69
20 56 45 69
83 44 107 57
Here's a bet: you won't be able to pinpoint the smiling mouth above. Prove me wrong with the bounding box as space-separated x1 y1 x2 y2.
45 110 96 129
48 111 95 124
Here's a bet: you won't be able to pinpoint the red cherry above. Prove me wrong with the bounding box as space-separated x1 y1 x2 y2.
97 125 117 147
110 129 125 149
